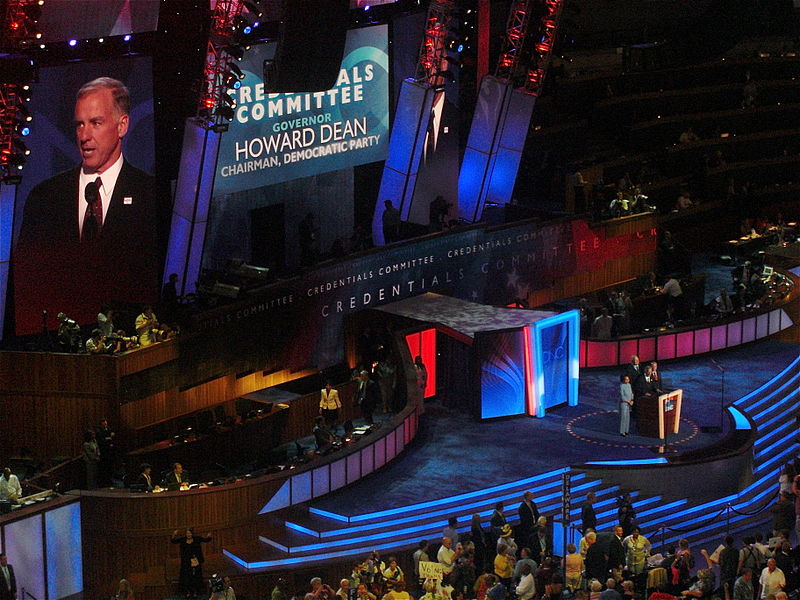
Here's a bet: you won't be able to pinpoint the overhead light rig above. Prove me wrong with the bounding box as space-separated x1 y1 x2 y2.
0 0 40 182
415 0 456 91
524 0 565 96
494 0 534 81
196 0 262 132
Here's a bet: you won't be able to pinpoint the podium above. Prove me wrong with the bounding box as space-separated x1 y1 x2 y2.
638 389 683 439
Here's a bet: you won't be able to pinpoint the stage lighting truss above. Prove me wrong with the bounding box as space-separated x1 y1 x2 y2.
0 83 32 180
414 0 456 89
197 0 261 130
1 0 44 49
523 0 565 97
494 0 534 82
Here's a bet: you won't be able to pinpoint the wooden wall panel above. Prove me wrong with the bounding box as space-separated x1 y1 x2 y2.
527 253 656 308
120 368 317 431
0 393 111 459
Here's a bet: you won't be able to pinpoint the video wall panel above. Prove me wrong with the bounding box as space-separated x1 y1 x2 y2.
12 57 158 335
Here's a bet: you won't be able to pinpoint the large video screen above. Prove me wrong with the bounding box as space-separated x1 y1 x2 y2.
214 24 389 196
12 57 158 335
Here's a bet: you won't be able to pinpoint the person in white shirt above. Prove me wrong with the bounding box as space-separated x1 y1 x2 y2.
516 563 536 600
437 537 461 575
759 559 785 598
0 468 22 502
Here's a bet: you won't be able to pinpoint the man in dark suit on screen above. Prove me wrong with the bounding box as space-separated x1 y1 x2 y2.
13 77 158 335
0 553 16 600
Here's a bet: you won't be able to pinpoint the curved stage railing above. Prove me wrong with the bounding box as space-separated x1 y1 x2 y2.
579 269 798 368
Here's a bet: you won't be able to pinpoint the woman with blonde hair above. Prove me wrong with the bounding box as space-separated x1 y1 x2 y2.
563 543 584 592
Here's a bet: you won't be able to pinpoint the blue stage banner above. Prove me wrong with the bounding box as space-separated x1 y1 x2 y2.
214 25 389 195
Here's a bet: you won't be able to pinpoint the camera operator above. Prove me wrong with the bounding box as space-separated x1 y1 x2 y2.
56 312 82 353
135 305 165 346
209 575 236 600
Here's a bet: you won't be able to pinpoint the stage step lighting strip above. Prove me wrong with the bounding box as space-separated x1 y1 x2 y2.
225 354 800 570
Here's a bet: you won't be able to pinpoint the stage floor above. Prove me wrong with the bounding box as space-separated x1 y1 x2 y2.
313 338 798 516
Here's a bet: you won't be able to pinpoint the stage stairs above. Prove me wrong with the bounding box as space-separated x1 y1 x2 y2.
223 355 800 571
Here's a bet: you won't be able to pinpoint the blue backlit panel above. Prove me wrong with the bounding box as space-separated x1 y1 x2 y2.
530 310 580 417
330 458 347 492
312 466 330 498
291 471 312 504
373 79 434 244
756 313 769 339
5 513 45 600
45 502 83 600
477 330 526 419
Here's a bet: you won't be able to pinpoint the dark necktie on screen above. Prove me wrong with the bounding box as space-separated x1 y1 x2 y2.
82 177 103 242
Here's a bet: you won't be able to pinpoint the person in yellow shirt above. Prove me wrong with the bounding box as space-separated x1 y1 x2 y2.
320 382 342 431
494 544 516 589
382 558 405 591
383 581 412 600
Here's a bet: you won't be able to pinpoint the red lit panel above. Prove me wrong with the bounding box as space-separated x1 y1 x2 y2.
579 339 588 368
374 438 386 469
741 317 756 343
619 339 639 365
657 334 676 360
694 328 711 354
395 424 405 454
385 430 397 461
756 313 769 339
711 325 727 350
727 321 742 347
637 336 656 362
405 328 437 398
676 331 694 357
586 340 618 368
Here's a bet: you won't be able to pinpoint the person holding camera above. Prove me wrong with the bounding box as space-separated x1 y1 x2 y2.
209 575 235 600
135 305 164 346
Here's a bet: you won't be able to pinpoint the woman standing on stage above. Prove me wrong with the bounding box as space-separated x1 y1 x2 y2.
619 375 633 437
171 528 212 599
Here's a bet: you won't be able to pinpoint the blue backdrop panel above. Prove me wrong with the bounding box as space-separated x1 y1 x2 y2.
477 329 526 419
45 502 83 600
4 513 45 600
458 77 513 223
0 184 15 339
163 121 221 296
373 79 435 244
485 89 536 207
